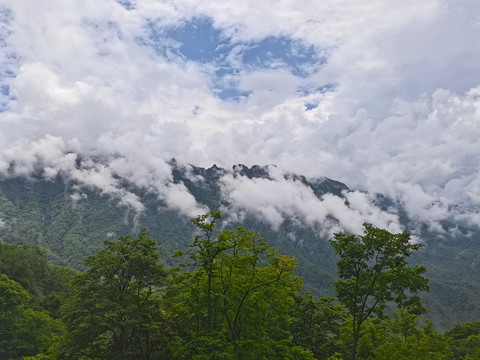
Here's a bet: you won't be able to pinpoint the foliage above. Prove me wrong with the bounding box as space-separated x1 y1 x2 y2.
0 178 137 269
357 311 450 359
330 223 430 360
0 274 62 360
445 320 480 359
0 241 75 322
0 242 51 296
3 207 480 358
62 229 170 360
1 173 480 330
290 293 348 359
171 212 312 359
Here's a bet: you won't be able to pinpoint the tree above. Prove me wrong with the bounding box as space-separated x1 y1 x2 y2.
0 274 61 359
187 211 225 337
329 223 429 360
62 230 169 360
358 311 450 359
0 241 75 320
0 242 50 297
445 320 480 360
171 212 312 359
290 293 348 359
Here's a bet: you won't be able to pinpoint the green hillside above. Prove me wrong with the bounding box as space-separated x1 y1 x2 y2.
0 165 479 331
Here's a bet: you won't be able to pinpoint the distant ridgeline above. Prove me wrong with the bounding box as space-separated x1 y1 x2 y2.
0 163 479 331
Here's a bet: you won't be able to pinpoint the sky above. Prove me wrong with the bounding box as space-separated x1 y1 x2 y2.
0 0 479 234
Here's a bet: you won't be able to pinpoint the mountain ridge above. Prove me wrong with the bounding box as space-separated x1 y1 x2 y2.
0 163 479 330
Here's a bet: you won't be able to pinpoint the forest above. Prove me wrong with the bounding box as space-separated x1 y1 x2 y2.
1 211 480 360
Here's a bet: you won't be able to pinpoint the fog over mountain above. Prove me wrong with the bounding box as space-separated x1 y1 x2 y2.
0 0 479 234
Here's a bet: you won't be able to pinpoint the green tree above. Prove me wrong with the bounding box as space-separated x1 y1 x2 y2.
0 274 61 360
171 212 312 359
62 229 169 360
0 242 50 297
188 210 225 337
445 320 480 359
0 241 75 321
329 224 429 360
290 293 348 359
357 311 450 359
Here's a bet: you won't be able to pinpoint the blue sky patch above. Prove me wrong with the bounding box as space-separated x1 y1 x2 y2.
0 84 11 112
215 88 251 102
0 84 9 96
163 17 231 63
297 83 336 97
0 7 18 112
141 17 327 101
240 36 324 77
116 0 135 11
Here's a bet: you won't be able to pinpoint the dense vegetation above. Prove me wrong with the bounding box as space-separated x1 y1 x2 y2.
1 171 480 332
1 212 480 359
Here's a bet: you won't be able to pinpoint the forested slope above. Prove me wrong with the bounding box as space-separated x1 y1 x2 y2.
0 164 479 331
1 216 480 359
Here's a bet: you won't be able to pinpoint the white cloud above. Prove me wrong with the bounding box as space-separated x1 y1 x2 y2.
220 168 401 234
238 69 302 109
163 182 209 217
0 0 478 232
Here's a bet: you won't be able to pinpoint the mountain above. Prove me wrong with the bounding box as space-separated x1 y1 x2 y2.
0 163 479 331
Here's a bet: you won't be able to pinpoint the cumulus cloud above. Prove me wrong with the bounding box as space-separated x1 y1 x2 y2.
219 167 401 235
162 182 209 217
0 0 478 232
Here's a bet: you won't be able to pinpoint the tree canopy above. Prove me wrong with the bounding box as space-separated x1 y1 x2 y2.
171 211 312 359
330 223 430 360
1 213 478 359
62 229 169 360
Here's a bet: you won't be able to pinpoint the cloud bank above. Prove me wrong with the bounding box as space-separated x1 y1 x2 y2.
0 0 479 231
220 166 401 235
